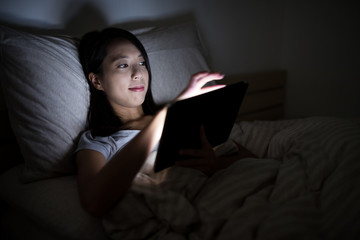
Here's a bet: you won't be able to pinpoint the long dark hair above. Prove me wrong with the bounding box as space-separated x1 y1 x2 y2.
78 28 158 137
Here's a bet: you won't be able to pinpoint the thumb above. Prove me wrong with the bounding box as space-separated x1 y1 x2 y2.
200 125 212 148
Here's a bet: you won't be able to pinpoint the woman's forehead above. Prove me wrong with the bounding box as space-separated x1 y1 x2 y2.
106 39 142 61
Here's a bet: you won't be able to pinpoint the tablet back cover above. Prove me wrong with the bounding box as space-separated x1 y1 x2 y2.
154 81 248 172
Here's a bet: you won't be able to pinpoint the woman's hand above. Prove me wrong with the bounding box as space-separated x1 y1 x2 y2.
175 126 218 175
175 126 258 176
176 72 226 101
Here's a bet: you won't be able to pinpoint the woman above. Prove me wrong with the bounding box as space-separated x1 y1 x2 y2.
76 28 255 217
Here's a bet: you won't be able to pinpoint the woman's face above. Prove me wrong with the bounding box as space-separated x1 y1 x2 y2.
95 39 149 115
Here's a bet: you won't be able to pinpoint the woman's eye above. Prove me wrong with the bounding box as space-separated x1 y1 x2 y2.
118 64 128 68
139 61 146 66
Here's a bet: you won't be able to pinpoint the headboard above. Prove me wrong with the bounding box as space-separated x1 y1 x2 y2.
222 70 286 121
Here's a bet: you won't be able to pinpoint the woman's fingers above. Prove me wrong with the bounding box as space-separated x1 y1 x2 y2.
196 72 224 86
176 71 225 101
179 126 212 156
192 71 211 82
199 125 213 148
199 84 226 95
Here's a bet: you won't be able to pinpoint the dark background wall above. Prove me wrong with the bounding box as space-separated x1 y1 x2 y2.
1 0 359 118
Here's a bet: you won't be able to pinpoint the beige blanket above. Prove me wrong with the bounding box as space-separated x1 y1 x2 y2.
103 117 360 240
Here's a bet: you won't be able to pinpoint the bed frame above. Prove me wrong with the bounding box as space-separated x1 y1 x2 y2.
222 70 286 122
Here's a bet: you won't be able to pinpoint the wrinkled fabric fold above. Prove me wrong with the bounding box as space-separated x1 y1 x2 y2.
103 117 360 240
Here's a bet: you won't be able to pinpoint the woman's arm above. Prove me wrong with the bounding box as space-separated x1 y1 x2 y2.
76 72 224 217
76 107 167 217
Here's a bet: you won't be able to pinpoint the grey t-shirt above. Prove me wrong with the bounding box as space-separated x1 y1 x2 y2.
75 129 140 162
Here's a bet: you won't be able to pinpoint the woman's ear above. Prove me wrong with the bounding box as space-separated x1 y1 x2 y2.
89 73 104 91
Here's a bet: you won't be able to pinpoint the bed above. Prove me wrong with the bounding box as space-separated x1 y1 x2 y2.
1 22 359 240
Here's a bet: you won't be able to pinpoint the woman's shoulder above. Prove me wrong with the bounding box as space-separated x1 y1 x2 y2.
76 129 141 161
79 129 140 144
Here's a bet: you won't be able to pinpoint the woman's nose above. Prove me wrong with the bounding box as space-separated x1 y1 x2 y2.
132 66 142 80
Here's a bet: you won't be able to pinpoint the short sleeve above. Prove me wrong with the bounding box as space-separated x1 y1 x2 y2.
75 129 140 161
75 131 114 160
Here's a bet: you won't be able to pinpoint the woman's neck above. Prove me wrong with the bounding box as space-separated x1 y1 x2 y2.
113 106 153 130
121 115 153 130
115 106 144 123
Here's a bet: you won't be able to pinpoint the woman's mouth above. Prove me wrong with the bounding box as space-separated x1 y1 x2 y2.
128 85 145 92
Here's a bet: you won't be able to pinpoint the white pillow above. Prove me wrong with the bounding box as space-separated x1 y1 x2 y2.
0 26 89 182
0 23 210 182
136 23 210 104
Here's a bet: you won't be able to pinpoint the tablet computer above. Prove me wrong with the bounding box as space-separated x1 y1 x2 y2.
153 81 248 172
